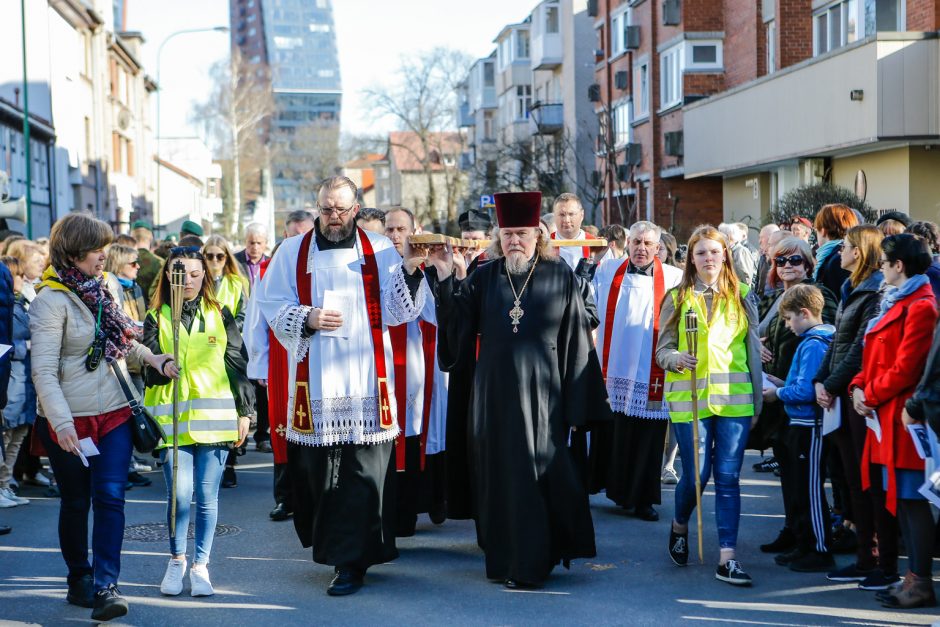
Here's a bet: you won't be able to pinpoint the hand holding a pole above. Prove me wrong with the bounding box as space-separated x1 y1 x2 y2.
684 308 705 565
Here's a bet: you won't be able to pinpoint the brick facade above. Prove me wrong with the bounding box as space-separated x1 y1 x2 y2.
776 0 812 70
907 0 940 31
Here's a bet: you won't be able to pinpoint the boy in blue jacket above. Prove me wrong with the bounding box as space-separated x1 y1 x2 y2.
763 284 835 573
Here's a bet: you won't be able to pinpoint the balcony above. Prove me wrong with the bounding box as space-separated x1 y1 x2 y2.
471 86 497 111
531 31 562 70
684 34 940 178
530 102 564 135
458 103 474 128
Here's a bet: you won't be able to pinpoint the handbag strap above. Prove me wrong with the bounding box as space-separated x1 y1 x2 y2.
109 359 143 412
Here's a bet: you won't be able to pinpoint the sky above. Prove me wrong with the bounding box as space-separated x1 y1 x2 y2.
125 0 538 142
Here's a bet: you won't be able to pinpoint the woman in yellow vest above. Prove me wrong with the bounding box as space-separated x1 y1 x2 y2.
202 235 249 330
142 247 255 598
656 225 763 586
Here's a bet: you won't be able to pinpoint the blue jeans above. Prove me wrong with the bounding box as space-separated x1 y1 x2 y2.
36 416 132 592
161 444 229 564
672 416 751 549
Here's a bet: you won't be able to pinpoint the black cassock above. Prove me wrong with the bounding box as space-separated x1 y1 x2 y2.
437 256 603 584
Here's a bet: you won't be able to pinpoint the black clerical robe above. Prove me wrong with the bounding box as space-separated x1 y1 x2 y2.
436 256 602 584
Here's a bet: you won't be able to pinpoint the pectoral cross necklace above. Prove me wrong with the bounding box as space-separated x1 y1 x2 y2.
505 256 539 334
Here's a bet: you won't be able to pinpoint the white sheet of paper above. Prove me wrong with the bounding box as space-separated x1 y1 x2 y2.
761 372 774 389
822 397 841 436
0 344 12 359
79 437 100 457
918 468 940 509
321 290 352 339
865 409 882 443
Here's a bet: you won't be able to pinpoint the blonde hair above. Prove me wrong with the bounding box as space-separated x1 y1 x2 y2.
845 225 884 288
780 283 824 318
6 240 44 268
668 225 745 330
105 244 138 274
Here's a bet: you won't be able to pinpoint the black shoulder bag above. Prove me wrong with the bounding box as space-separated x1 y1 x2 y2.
110 360 163 454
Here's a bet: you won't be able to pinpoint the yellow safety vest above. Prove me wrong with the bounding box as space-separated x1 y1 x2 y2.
144 302 238 446
664 284 755 423
213 273 247 318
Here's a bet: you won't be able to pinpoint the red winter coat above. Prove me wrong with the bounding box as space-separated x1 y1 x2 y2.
853 282 938 514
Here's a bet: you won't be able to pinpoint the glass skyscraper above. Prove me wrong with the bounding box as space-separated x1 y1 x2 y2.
262 0 342 211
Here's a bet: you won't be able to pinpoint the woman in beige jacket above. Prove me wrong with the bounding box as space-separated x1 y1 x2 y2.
30 214 177 623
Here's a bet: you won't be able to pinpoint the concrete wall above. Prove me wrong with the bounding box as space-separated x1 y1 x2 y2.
831 147 911 215
723 172 772 241
909 147 940 222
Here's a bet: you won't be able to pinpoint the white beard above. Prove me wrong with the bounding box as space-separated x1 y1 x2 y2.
506 251 533 274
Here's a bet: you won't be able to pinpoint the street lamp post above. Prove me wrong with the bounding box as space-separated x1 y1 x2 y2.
155 26 228 232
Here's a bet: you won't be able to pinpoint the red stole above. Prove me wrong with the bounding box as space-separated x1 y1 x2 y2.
388 320 438 471
258 257 290 464
601 256 667 409
291 228 394 437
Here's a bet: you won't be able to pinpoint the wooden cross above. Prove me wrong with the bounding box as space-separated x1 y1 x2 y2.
650 378 662 394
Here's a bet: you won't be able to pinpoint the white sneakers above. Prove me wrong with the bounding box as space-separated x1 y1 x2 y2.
189 564 214 597
160 558 187 596
161 558 214 597
0 487 28 506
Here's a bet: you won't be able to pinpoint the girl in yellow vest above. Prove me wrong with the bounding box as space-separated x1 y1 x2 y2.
142 247 255 597
655 225 763 586
202 235 249 331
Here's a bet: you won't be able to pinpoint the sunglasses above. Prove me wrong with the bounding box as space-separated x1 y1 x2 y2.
204 253 226 262
774 255 805 267
128 260 140 267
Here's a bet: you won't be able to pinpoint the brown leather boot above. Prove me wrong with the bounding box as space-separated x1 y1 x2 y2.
880 573 937 609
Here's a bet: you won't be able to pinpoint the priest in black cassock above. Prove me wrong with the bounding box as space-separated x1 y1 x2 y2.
429 191 603 588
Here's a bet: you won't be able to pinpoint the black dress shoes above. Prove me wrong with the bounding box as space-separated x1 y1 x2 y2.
90 584 128 622
256 440 273 453
760 527 796 553
634 505 659 522
66 573 94 608
327 568 364 596
222 467 237 488
269 502 292 521
0 524 10 535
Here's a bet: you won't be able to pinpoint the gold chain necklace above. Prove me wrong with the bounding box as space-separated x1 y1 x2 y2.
505 255 539 334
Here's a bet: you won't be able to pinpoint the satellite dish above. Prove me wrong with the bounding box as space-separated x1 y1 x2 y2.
117 109 131 131
854 170 867 202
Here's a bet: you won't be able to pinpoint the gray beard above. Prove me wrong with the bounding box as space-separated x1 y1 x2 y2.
506 252 534 275
320 219 355 243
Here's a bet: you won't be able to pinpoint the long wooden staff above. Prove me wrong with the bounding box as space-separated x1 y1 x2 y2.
169 260 186 538
684 307 704 564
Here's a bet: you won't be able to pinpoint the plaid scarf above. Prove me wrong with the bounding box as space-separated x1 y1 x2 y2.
56 267 138 362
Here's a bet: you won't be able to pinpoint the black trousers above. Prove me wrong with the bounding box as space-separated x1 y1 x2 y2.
785 424 831 553
253 381 270 444
274 462 292 508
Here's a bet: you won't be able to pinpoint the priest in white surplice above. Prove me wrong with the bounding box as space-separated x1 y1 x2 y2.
383 208 448 536
257 176 430 597
589 221 682 522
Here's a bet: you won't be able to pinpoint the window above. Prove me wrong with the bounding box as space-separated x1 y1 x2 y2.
498 37 511 70
545 4 560 33
865 0 902 34
814 0 859 55
483 62 494 87
684 40 723 71
612 100 632 146
515 85 532 120
515 30 530 59
484 114 494 140
610 9 631 57
634 60 649 118
660 44 682 109
112 132 122 173
766 20 776 73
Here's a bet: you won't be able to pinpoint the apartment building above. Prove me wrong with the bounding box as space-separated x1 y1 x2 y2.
685 0 940 225
458 1 599 219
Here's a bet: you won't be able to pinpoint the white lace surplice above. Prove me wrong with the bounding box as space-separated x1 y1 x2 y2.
593 259 683 420
257 230 427 446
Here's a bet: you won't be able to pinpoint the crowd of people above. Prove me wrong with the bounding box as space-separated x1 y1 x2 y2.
4 176 940 621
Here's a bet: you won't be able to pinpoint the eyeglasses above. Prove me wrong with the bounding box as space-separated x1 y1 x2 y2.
204 253 226 262
774 255 805 267
318 203 356 217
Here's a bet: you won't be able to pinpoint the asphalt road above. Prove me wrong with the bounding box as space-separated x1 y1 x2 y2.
0 448 937 626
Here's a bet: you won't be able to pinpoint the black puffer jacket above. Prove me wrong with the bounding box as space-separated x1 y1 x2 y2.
907 316 940 435
814 271 884 395
816 247 851 304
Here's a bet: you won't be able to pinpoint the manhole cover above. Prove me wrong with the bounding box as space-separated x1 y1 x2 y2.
124 523 242 542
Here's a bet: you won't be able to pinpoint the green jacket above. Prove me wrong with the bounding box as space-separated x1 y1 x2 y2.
136 248 164 307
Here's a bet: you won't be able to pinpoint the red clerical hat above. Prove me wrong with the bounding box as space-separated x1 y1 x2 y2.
494 191 541 228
